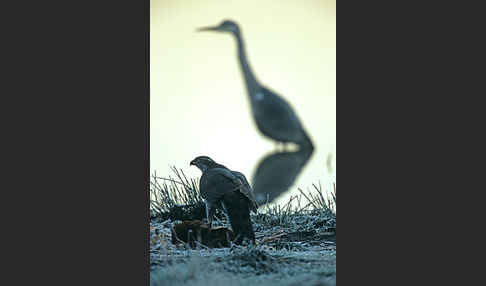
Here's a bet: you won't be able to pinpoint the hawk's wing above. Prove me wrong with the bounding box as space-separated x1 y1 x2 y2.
199 167 242 204
231 171 258 213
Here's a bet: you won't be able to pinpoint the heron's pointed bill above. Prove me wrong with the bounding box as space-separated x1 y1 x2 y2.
196 26 220 32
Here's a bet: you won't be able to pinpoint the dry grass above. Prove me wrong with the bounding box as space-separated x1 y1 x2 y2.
150 166 203 217
150 167 336 221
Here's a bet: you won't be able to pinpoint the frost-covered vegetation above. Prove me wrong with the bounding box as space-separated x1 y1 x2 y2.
150 168 336 286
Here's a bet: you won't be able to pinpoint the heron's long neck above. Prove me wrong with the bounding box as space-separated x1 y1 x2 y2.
235 32 259 94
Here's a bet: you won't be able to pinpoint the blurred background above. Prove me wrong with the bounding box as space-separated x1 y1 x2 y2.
151 0 336 207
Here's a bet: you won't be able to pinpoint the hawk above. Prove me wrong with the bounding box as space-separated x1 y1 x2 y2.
190 155 258 244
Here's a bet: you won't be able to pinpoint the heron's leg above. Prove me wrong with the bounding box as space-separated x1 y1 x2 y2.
282 143 288 152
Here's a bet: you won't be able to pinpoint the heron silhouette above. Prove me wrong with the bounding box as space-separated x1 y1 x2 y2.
197 20 314 150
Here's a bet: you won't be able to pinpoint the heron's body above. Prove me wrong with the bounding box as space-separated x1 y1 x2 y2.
250 86 306 144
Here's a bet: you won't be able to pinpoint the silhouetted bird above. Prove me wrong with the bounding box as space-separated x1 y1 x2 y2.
197 20 314 150
190 156 257 244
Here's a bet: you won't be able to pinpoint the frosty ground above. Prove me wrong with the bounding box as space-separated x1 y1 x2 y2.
149 170 336 286
150 210 336 286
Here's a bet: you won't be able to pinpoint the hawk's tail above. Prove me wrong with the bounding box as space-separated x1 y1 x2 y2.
222 192 255 245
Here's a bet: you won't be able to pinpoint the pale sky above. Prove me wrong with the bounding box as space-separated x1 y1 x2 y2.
151 0 336 207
